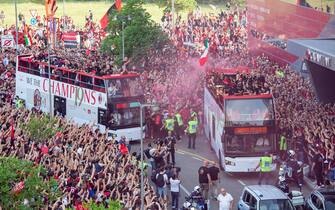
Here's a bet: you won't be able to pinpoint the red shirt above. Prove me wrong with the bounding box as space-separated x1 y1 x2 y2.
41 146 49 154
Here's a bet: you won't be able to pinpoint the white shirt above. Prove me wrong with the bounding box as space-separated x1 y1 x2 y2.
170 178 180 192
217 193 233 210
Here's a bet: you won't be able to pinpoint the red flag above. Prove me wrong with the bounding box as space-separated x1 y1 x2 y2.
115 0 122 12
100 1 122 30
100 13 109 30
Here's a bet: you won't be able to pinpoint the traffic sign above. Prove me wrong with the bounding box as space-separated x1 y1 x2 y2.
30 18 37 26
1 35 14 48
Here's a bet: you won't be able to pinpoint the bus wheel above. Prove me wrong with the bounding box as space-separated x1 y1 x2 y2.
219 151 224 171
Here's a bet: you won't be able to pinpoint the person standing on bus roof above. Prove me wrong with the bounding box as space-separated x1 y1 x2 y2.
174 111 183 141
186 115 198 149
255 152 273 185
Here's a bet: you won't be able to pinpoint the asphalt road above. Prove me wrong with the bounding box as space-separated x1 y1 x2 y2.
131 134 312 210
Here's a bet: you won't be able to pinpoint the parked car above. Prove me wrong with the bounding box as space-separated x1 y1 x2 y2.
305 188 335 210
238 185 295 210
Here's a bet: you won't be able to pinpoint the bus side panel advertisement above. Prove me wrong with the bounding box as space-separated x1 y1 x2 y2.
16 71 107 109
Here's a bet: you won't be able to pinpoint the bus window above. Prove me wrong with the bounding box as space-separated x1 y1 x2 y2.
108 105 140 128
107 77 143 98
225 98 274 126
225 134 274 155
94 78 105 92
50 67 56 80
19 60 29 72
61 70 69 83
31 62 40 75
54 68 63 81
226 135 245 152
80 75 93 89
69 72 77 84
107 79 122 97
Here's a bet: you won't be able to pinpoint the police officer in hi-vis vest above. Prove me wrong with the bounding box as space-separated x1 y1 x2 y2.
162 114 175 137
185 115 198 149
174 111 184 140
255 152 273 185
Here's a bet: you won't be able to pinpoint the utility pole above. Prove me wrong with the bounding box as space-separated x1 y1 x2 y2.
47 26 52 118
172 0 175 29
62 0 65 30
14 0 19 72
140 103 158 210
122 20 124 61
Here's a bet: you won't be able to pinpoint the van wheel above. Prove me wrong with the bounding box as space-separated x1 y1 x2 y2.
219 151 224 171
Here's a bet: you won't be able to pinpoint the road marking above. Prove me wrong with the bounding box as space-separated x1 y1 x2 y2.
180 183 191 195
147 161 192 196
238 180 246 186
192 157 203 161
176 151 185 155
178 149 213 162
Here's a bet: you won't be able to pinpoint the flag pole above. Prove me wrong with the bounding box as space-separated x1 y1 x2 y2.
14 0 19 67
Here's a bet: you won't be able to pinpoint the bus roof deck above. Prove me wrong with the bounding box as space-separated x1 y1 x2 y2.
206 66 272 107
17 54 141 93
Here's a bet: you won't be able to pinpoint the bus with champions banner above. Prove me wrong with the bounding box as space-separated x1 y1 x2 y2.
204 67 277 172
15 54 144 141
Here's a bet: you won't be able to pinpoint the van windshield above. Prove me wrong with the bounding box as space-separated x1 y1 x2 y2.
259 199 294 210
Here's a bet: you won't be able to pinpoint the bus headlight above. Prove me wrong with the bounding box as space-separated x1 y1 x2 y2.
225 159 236 166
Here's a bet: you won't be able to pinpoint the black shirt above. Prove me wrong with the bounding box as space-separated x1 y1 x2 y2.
312 153 323 172
208 166 220 181
165 136 176 151
198 166 209 184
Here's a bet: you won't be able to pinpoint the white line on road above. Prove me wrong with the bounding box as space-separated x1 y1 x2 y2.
176 151 185 155
180 183 191 195
192 157 203 161
238 180 246 186
147 161 192 196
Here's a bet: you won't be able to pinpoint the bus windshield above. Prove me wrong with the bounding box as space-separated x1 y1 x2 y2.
225 98 274 126
225 133 275 155
107 77 143 98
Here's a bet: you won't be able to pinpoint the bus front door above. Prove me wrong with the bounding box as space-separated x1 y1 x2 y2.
54 96 66 117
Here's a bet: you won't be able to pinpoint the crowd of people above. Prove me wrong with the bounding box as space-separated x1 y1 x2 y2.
1 3 335 209
162 8 248 58
0 104 166 209
206 70 270 99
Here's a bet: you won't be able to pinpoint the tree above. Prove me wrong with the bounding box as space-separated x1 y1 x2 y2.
158 0 197 13
83 199 123 210
101 0 168 65
21 115 60 143
0 157 60 209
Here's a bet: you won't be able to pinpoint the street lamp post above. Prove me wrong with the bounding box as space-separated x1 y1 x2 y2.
122 20 125 61
172 0 175 29
115 15 131 61
47 29 52 118
139 103 158 210
14 0 19 72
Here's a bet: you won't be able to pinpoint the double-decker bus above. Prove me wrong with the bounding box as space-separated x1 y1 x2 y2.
204 67 277 172
15 54 144 140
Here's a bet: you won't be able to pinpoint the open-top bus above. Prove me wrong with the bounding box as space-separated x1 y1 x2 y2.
204 67 277 172
15 54 144 140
